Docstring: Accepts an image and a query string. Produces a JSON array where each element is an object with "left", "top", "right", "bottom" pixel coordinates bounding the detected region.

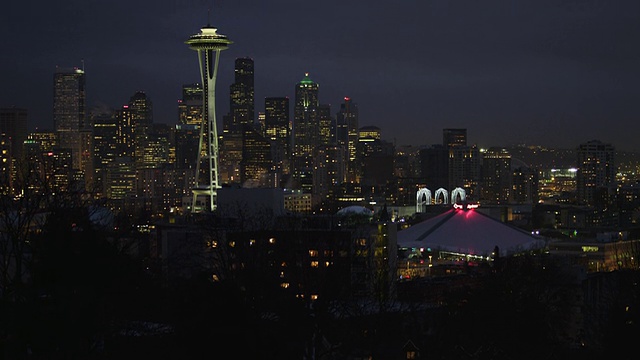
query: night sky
[{"left": 2, "top": 0, "right": 639, "bottom": 151}]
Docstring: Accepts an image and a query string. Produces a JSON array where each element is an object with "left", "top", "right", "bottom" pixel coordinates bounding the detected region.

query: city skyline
[{"left": 2, "top": 1, "right": 639, "bottom": 151}]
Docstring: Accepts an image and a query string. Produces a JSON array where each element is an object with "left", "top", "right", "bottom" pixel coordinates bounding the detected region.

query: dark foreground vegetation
[{"left": 2, "top": 203, "right": 640, "bottom": 359}]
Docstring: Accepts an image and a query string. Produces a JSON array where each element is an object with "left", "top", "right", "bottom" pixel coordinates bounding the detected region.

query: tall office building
[
  {"left": 229, "top": 57, "right": 254, "bottom": 130},
  {"left": 443, "top": 128, "right": 467, "bottom": 148},
  {"left": 576, "top": 140, "right": 616, "bottom": 206},
  {"left": 53, "top": 66, "right": 86, "bottom": 170},
  {"left": 92, "top": 108, "right": 118, "bottom": 198},
  {"left": 0, "top": 107, "right": 28, "bottom": 161},
  {"left": 313, "top": 144, "right": 345, "bottom": 201},
  {"left": 317, "top": 103, "right": 333, "bottom": 146},
  {"left": 481, "top": 147, "right": 512, "bottom": 204},
  {"left": 449, "top": 145, "right": 480, "bottom": 200},
  {"left": 115, "top": 105, "right": 135, "bottom": 158},
  {"left": 241, "top": 126, "right": 272, "bottom": 187},
  {"left": 178, "top": 83, "right": 203, "bottom": 126},
  {"left": 293, "top": 73, "right": 319, "bottom": 191},
  {"left": 0, "top": 134, "right": 11, "bottom": 194},
  {"left": 264, "top": 96, "right": 290, "bottom": 179},
  {"left": 185, "top": 25, "right": 232, "bottom": 212},
  {"left": 128, "top": 91, "right": 153, "bottom": 127},
  {"left": 357, "top": 126, "right": 394, "bottom": 189},
  {"left": 265, "top": 97, "right": 290, "bottom": 147},
  {"left": 221, "top": 58, "right": 254, "bottom": 185},
  {"left": 443, "top": 128, "right": 479, "bottom": 198},
  {"left": 175, "top": 84, "right": 203, "bottom": 198},
  {"left": 512, "top": 166, "right": 538, "bottom": 204},
  {"left": 336, "top": 97, "right": 359, "bottom": 183},
  {"left": 127, "top": 91, "right": 154, "bottom": 168},
  {"left": 419, "top": 145, "right": 449, "bottom": 192}
]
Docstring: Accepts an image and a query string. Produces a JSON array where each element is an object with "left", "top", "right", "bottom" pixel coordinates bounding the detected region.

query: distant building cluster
[
  {"left": 3, "top": 26, "right": 640, "bottom": 360},
  {"left": 0, "top": 29, "right": 636, "bottom": 235}
]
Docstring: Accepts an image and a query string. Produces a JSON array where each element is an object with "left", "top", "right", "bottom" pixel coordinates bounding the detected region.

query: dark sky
[{"left": 2, "top": 0, "right": 639, "bottom": 151}]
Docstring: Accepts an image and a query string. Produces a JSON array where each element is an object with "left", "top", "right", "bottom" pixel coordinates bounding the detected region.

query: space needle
[{"left": 185, "top": 23, "right": 232, "bottom": 213}]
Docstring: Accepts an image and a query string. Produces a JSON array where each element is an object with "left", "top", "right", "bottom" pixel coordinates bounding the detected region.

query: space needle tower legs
[{"left": 185, "top": 25, "right": 232, "bottom": 213}]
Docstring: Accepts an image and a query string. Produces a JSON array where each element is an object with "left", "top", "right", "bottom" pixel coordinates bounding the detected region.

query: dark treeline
[{"left": 1, "top": 166, "right": 640, "bottom": 359}]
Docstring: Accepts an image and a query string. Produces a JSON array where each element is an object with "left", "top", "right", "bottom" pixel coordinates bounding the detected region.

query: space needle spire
[{"left": 185, "top": 22, "right": 232, "bottom": 213}]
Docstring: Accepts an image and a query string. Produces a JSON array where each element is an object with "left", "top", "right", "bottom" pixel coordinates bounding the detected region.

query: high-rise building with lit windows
[
  {"left": 576, "top": 140, "right": 615, "bottom": 206},
  {"left": 336, "top": 97, "right": 358, "bottom": 182},
  {"left": 292, "top": 73, "right": 319, "bottom": 191},
  {"left": 443, "top": 128, "right": 479, "bottom": 198},
  {"left": 92, "top": 108, "right": 117, "bottom": 198},
  {"left": 241, "top": 126, "right": 272, "bottom": 187},
  {"left": 128, "top": 91, "right": 153, "bottom": 168},
  {"left": 480, "top": 147, "right": 512, "bottom": 204},
  {"left": 317, "top": 103, "right": 332, "bottom": 146},
  {"left": 313, "top": 144, "right": 344, "bottom": 201},
  {"left": 178, "top": 83, "right": 203, "bottom": 126},
  {"left": 449, "top": 144, "right": 480, "bottom": 199},
  {"left": 115, "top": 105, "right": 135, "bottom": 158},
  {"left": 0, "top": 107, "right": 28, "bottom": 161},
  {"left": 264, "top": 97, "right": 290, "bottom": 182},
  {"left": 443, "top": 128, "right": 467, "bottom": 148},
  {"left": 0, "top": 134, "right": 11, "bottom": 195},
  {"left": 185, "top": 24, "right": 232, "bottom": 212},
  {"left": 221, "top": 58, "right": 254, "bottom": 185},
  {"left": 53, "top": 66, "right": 86, "bottom": 170},
  {"left": 175, "top": 85, "right": 202, "bottom": 200},
  {"left": 264, "top": 97, "right": 289, "bottom": 147},
  {"left": 229, "top": 57, "right": 254, "bottom": 130}
]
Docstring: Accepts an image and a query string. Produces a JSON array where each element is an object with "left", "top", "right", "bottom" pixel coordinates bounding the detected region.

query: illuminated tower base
[{"left": 186, "top": 25, "right": 232, "bottom": 213}]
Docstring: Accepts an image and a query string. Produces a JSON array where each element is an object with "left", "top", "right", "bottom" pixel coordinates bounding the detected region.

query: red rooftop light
[{"left": 453, "top": 202, "right": 479, "bottom": 210}]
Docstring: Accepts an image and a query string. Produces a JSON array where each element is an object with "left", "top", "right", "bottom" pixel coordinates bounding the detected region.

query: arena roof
[{"left": 397, "top": 205, "right": 545, "bottom": 257}]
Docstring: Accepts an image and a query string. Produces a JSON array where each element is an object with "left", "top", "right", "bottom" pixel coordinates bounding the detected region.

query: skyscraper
[
  {"left": 264, "top": 97, "right": 290, "bottom": 146},
  {"left": 481, "top": 147, "right": 512, "bottom": 204},
  {"left": 229, "top": 57, "right": 254, "bottom": 129},
  {"left": 175, "top": 84, "right": 203, "bottom": 195},
  {"left": 221, "top": 58, "right": 254, "bottom": 185},
  {"left": 336, "top": 97, "right": 359, "bottom": 182},
  {"left": 115, "top": 105, "right": 135, "bottom": 158},
  {"left": 127, "top": 91, "right": 154, "bottom": 168},
  {"left": 0, "top": 106, "right": 28, "bottom": 161},
  {"left": 178, "top": 83, "right": 203, "bottom": 126},
  {"left": 241, "top": 126, "right": 272, "bottom": 187},
  {"left": 264, "top": 96, "right": 290, "bottom": 179},
  {"left": 443, "top": 128, "right": 467, "bottom": 148},
  {"left": 92, "top": 108, "right": 118, "bottom": 198},
  {"left": 185, "top": 25, "right": 232, "bottom": 213},
  {"left": 443, "top": 128, "right": 479, "bottom": 198},
  {"left": 53, "top": 66, "right": 86, "bottom": 170},
  {"left": 576, "top": 140, "right": 616, "bottom": 206},
  {"left": 293, "top": 73, "right": 319, "bottom": 191},
  {"left": 0, "top": 134, "right": 11, "bottom": 195},
  {"left": 317, "top": 103, "right": 332, "bottom": 146}
]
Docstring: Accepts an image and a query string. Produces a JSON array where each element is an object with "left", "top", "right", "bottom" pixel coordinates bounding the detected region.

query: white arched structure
[
  {"left": 416, "top": 188, "right": 432, "bottom": 213},
  {"left": 416, "top": 187, "right": 468, "bottom": 212},
  {"left": 451, "top": 187, "right": 466, "bottom": 203},
  {"left": 434, "top": 188, "right": 448, "bottom": 204}
]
